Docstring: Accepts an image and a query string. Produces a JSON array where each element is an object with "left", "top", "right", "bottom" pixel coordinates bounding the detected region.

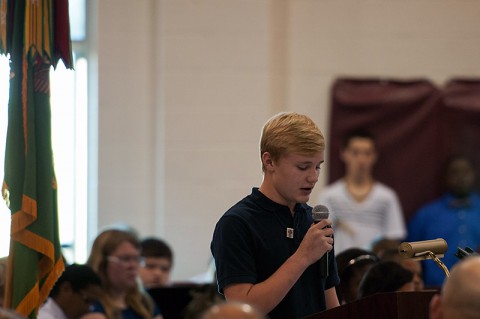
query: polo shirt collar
[{"left": 251, "top": 187, "right": 304, "bottom": 214}]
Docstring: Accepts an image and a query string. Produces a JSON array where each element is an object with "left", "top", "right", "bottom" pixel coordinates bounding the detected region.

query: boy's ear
[{"left": 261, "top": 152, "right": 274, "bottom": 171}]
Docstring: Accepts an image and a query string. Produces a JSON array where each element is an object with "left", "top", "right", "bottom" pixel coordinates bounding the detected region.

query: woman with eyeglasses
[{"left": 82, "top": 227, "right": 163, "bottom": 319}]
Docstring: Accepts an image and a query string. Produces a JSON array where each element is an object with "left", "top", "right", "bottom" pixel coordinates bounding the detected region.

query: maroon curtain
[{"left": 329, "top": 78, "right": 445, "bottom": 222}]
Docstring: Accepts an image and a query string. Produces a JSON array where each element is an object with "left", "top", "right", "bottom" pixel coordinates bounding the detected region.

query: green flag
[{"left": 0, "top": 0, "right": 73, "bottom": 317}]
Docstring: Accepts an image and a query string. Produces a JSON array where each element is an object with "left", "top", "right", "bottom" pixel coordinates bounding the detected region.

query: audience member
[
  {"left": 372, "top": 238, "right": 424, "bottom": 291},
  {"left": 82, "top": 228, "right": 162, "bottom": 319},
  {"left": 357, "top": 261, "right": 414, "bottom": 299},
  {"left": 211, "top": 112, "right": 339, "bottom": 319},
  {"left": 183, "top": 283, "right": 225, "bottom": 319},
  {"left": 139, "top": 237, "right": 173, "bottom": 288},
  {"left": 429, "top": 256, "right": 480, "bottom": 319},
  {"left": 38, "top": 264, "right": 102, "bottom": 319},
  {"left": 0, "top": 308, "right": 27, "bottom": 319},
  {"left": 335, "top": 248, "right": 379, "bottom": 304},
  {"left": 407, "top": 155, "right": 480, "bottom": 288},
  {"left": 0, "top": 257, "right": 7, "bottom": 308},
  {"left": 200, "top": 302, "right": 266, "bottom": 319},
  {"left": 400, "top": 259, "right": 424, "bottom": 291},
  {"left": 371, "top": 238, "right": 401, "bottom": 260},
  {"left": 318, "top": 129, "right": 406, "bottom": 254}
]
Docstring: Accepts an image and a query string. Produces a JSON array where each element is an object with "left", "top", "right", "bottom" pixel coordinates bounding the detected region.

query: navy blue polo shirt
[{"left": 211, "top": 188, "right": 340, "bottom": 319}]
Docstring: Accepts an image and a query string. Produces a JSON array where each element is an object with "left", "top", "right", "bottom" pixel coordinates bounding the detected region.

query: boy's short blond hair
[{"left": 260, "top": 112, "right": 325, "bottom": 172}]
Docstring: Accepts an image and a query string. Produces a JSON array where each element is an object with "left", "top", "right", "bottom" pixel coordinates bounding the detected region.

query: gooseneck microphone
[{"left": 312, "top": 204, "right": 330, "bottom": 278}]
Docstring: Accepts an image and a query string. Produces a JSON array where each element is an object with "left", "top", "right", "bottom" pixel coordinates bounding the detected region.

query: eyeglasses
[{"left": 107, "top": 255, "right": 144, "bottom": 265}]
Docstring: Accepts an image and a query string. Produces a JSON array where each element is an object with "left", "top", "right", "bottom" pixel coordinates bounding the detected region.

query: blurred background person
[
  {"left": 0, "top": 256, "right": 7, "bottom": 308},
  {"left": 372, "top": 238, "right": 424, "bottom": 291},
  {"left": 429, "top": 256, "right": 480, "bottom": 319},
  {"left": 0, "top": 308, "right": 27, "bottom": 319},
  {"left": 398, "top": 259, "right": 424, "bottom": 292},
  {"left": 183, "top": 283, "right": 225, "bottom": 319},
  {"left": 38, "top": 264, "right": 102, "bottom": 319},
  {"left": 139, "top": 237, "right": 173, "bottom": 288},
  {"left": 82, "top": 228, "right": 162, "bottom": 319},
  {"left": 335, "top": 248, "right": 379, "bottom": 304},
  {"left": 357, "top": 261, "right": 415, "bottom": 299},
  {"left": 407, "top": 155, "right": 480, "bottom": 288},
  {"left": 318, "top": 129, "right": 406, "bottom": 254}
]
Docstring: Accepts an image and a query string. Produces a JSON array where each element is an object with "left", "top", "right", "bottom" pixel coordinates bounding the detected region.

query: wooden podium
[{"left": 304, "top": 290, "right": 438, "bottom": 319}]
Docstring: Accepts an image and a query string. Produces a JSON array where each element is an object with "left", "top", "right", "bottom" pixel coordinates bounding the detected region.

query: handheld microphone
[
  {"left": 312, "top": 204, "right": 330, "bottom": 278},
  {"left": 398, "top": 238, "right": 448, "bottom": 260}
]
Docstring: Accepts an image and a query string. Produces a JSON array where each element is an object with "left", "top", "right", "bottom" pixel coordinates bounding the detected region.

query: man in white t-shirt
[{"left": 318, "top": 129, "right": 406, "bottom": 254}]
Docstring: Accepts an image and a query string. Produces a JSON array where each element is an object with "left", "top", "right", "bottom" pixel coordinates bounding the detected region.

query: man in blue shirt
[{"left": 407, "top": 155, "right": 480, "bottom": 288}]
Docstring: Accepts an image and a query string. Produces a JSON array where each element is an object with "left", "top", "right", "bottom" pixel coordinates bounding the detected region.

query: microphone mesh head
[
  {"left": 313, "top": 205, "right": 329, "bottom": 213},
  {"left": 312, "top": 205, "right": 329, "bottom": 222}
]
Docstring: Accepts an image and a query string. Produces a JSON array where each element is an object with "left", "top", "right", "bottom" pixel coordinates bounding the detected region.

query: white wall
[{"left": 94, "top": 0, "right": 480, "bottom": 281}]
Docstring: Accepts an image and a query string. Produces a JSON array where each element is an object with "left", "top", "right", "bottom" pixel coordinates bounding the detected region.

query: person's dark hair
[
  {"left": 443, "top": 154, "right": 476, "bottom": 178},
  {"left": 49, "top": 264, "right": 101, "bottom": 297},
  {"left": 183, "top": 284, "right": 225, "bottom": 319},
  {"left": 141, "top": 237, "right": 173, "bottom": 262},
  {"left": 442, "top": 154, "right": 475, "bottom": 173},
  {"left": 358, "top": 261, "right": 413, "bottom": 298},
  {"left": 342, "top": 128, "right": 376, "bottom": 149},
  {"left": 371, "top": 238, "right": 402, "bottom": 261},
  {"left": 336, "top": 248, "right": 379, "bottom": 280},
  {"left": 441, "top": 154, "right": 477, "bottom": 198},
  {"left": 335, "top": 248, "right": 379, "bottom": 303}
]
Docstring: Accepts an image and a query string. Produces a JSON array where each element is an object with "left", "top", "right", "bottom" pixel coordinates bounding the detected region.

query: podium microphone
[{"left": 312, "top": 205, "right": 330, "bottom": 278}]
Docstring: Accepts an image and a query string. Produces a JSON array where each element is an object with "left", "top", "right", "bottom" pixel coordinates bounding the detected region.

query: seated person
[
  {"left": 335, "top": 248, "right": 379, "bottom": 304},
  {"left": 357, "top": 261, "right": 414, "bottom": 299},
  {"left": 430, "top": 256, "right": 480, "bottom": 319},
  {"left": 397, "top": 259, "right": 424, "bottom": 292},
  {"left": 0, "top": 257, "right": 7, "bottom": 308},
  {"left": 183, "top": 283, "right": 225, "bottom": 319},
  {"left": 82, "top": 227, "right": 163, "bottom": 319},
  {"left": 0, "top": 308, "right": 27, "bottom": 319},
  {"left": 38, "top": 264, "right": 102, "bottom": 319},
  {"left": 372, "top": 238, "right": 425, "bottom": 291},
  {"left": 139, "top": 237, "right": 173, "bottom": 288}
]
